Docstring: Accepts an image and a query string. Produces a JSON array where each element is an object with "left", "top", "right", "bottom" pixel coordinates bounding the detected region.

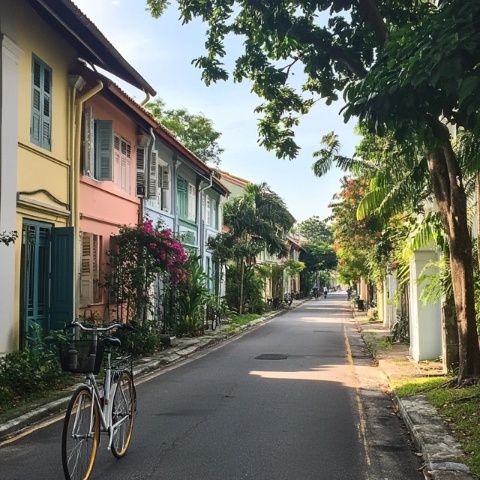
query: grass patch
[
  {"left": 229, "top": 313, "right": 262, "bottom": 326},
  {"left": 392, "top": 376, "right": 449, "bottom": 397},
  {"left": 392, "top": 377, "right": 480, "bottom": 478}
]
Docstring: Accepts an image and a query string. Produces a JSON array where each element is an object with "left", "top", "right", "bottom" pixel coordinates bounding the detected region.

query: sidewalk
[
  {"left": 0, "top": 300, "right": 306, "bottom": 443},
  {"left": 353, "top": 313, "right": 474, "bottom": 480}
]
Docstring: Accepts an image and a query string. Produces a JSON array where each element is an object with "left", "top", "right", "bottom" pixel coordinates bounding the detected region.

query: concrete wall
[{"left": 409, "top": 250, "right": 442, "bottom": 361}]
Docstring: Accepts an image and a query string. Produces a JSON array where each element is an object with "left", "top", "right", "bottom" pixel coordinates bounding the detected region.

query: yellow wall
[{"left": 1, "top": 0, "right": 79, "bottom": 349}]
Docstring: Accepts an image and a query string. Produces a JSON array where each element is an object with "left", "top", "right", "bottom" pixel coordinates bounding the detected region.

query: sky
[{"left": 74, "top": 0, "right": 359, "bottom": 222}]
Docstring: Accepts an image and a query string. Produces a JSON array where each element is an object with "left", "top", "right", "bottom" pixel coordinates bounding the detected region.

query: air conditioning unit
[{"left": 137, "top": 184, "right": 145, "bottom": 197}]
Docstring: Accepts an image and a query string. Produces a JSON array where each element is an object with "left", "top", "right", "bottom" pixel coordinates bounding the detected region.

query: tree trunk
[
  {"left": 239, "top": 259, "right": 245, "bottom": 314},
  {"left": 476, "top": 173, "right": 480, "bottom": 269},
  {"left": 427, "top": 145, "right": 480, "bottom": 382},
  {"left": 442, "top": 293, "right": 459, "bottom": 374}
]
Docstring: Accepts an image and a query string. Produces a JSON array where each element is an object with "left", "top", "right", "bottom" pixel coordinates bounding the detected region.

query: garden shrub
[
  {"left": 0, "top": 346, "right": 68, "bottom": 411},
  {"left": 116, "top": 319, "right": 161, "bottom": 357}
]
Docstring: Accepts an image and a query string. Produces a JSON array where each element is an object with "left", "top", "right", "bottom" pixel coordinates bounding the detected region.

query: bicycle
[{"left": 59, "top": 320, "right": 136, "bottom": 480}]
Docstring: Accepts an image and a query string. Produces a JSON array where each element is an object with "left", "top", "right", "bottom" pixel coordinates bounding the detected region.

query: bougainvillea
[
  {"left": 105, "top": 220, "right": 188, "bottom": 323},
  {"left": 140, "top": 220, "right": 188, "bottom": 284}
]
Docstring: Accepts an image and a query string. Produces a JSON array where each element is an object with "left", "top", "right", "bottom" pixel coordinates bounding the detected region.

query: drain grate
[{"left": 255, "top": 354, "right": 288, "bottom": 360}]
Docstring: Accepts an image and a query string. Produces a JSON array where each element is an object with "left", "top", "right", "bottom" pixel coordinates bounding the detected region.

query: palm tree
[{"left": 210, "top": 183, "right": 294, "bottom": 313}]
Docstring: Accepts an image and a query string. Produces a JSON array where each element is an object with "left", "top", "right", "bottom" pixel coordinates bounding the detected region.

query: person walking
[{"left": 323, "top": 286, "right": 328, "bottom": 299}]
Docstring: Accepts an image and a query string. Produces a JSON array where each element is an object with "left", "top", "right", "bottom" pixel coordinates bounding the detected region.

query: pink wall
[{"left": 79, "top": 95, "right": 140, "bottom": 317}]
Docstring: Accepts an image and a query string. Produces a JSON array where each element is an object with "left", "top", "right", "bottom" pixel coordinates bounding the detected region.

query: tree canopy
[
  {"left": 145, "top": 97, "right": 224, "bottom": 166},
  {"left": 147, "top": 0, "right": 480, "bottom": 379}
]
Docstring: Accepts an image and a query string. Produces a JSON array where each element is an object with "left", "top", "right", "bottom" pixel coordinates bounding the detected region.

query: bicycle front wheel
[
  {"left": 62, "top": 386, "right": 100, "bottom": 480},
  {"left": 111, "top": 371, "right": 136, "bottom": 458}
]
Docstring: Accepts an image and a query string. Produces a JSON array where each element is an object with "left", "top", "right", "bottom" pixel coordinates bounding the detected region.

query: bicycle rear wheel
[
  {"left": 111, "top": 371, "right": 136, "bottom": 458},
  {"left": 62, "top": 386, "right": 100, "bottom": 480}
]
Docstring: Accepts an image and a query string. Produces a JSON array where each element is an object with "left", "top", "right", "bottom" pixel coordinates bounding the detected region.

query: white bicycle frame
[{"left": 69, "top": 321, "right": 131, "bottom": 451}]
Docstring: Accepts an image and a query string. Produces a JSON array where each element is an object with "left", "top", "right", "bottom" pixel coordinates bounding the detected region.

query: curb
[
  {"left": 0, "top": 299, "right": 308, "bottom": 443},
  {"left": 392, "top": 394, "right": 474, "bottom": 480},
  {"left": 352, "top": 317, "right": 474, "bottom": 480}
]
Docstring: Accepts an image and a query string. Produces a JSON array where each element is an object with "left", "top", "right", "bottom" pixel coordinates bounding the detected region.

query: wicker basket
[{"left": 59, "top": 340, "right": 105, "bottom": 374}]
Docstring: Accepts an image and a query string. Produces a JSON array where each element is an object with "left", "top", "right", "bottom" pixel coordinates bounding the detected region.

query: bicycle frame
[
  {"left": 82, "top": 351, "right": 130, "bottom": 451},
  {"left": 67, "top": 320, "right": 132, "bottom": 452}
]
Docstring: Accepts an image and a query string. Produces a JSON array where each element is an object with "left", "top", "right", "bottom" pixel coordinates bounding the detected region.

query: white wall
[
  {"left": 0, "top": 34, "right": 22, "bottom": 353},
  {"left": 409, "top": 250, "right": 442, "bottom": 361}
]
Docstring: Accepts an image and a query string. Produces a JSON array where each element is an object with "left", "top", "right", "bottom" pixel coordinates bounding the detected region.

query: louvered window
[
  {"left": 113, "top": 135, "right": 131, "bottom": 194},
  {"left": 136, "top": 147, "right": 146, "bottom": 196},
  {"left": 82, "top": 111, "right": 113, "bottom": 181},
  {"left": 177, "top": 176, "right": 188, "bottom": 219},
  {"left": 188, "top": 183, "right": 196, "bottom": 221},
  {"left": 31, "top": 55, "right": 52, "bottom": 150},
  {"left": 80, "top": 232, "right": 101, "bottom": 306},
  {"left": 158, "top": 164, "right": 170, "bottom": 212}
]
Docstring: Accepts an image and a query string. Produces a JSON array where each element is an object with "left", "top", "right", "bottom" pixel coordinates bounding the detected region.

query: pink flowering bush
[{"left": 105, "top": 220, "right": 188, "bottom": 324}]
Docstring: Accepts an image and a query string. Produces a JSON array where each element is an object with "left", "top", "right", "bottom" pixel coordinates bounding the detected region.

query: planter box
[{"left": 159, "top": 334, "right": 177, "bottom": 347}]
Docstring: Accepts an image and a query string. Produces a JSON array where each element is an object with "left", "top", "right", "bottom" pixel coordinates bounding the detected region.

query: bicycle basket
[{"left": 59, "top": 340, "right": 105, "bottom": 374}]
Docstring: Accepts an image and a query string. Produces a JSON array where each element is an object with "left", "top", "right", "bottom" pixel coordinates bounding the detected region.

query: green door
[
  {"left": 21, "top": 221, "right": 52, "bottom": 347},
  {"left": 20, "top": 222, "right": 74, "bottom": 347}
]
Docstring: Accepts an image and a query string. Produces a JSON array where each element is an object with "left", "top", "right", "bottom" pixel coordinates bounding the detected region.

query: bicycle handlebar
[{"left": 65, "top": 321, "right": 133, "bottom": 333}]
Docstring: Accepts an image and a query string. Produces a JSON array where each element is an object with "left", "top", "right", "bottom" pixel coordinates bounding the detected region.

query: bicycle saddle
[{"left": 103, "top": 336, "right": 121, "bottom": 348}]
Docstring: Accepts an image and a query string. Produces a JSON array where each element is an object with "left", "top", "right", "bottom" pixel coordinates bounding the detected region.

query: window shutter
[
  {"left": 31, "top": 59, "right": 42, "bottom": 145},
  {"left": 50, "top": 227, "right": 74, "bottom": 329},
  {"left": 148, "top": 150, "right": 158, "bottom": 198},
  {"left": 80, "top": 233, "right": 94, "bottom": 306},
  {"left": 177, "top": 177, "right": 187, "bottom": 218},
  {"left": 211, "top": 198, "right": 217, "bottom": 228},
  {"left": 205, "top": 195, "right": 211, "bottom": 226},
  {"left": 188, "top": 183, "right": 196, "bottom": 221},
  {"left": 92, "top": 234, "right": 99, "bottom": 303},
  {"left": 136, "top": 147, "right": 146, "bottom": 197},
  {"left": 95, "top": 120, "right": 113, "bottom": 181},
  {"left": 161, "top": 166, "right": 170, "bottom": 190},
  {"left": 42, "top": 67, "right": 52, "bottom": 149},
  {"left": 83, "top": 107, "right": 95, "bottom": 175}
]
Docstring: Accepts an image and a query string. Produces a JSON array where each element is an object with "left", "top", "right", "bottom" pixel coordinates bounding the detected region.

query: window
[
  {"left": 113, "top": 135, "right": 131, "bottom": 194},
  {"left": 205, "top": 195, "right": 211, "bottom": 226},
  {"left": 158, "top": 164, "right": 170, "bottom": 212},
  {"left": 80, "top": 233, "right": 101, "bottom": 306},
  {"left": 177, "top": 176, "right": 188, "bottom": 219},
  {"left": 31, "top": 55, "right": 52, "bottom": 150},
  {"left": 188, "top": 183, "right": 196, "bottom": 221},
  {"left": 83, "top": 106, "right": 113, "bottom": 181}
]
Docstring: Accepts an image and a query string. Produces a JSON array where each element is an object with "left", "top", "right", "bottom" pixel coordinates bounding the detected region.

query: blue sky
[{"left": 74, "top": 0, "right": 359, "bottom": 222}]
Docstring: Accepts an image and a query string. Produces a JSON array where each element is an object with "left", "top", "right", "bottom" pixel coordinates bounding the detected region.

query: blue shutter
[
  {"left": 177, "top": 177, "right": 188, "bottom": 218},
  {"left": 95, "top": 120, "right": 113, "bottom": 180},
  {"left": 31, "top": 58, "right": 42, "bottom": 145},
  {"left": 31, "top": 56, "right": 52, "bottom": 150},
  {"left": 41, "top": 66, "right": 52, "bottom": 149},
  {"left": 50, "top": 227, "right": 74, "bottom": 330}
]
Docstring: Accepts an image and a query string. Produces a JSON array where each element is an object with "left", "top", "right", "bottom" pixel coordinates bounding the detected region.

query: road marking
[
  {"left": 344, "top": 323, "right": 372, "bottom": 472},
  {"left": 0, "top": 413, "right": 65, "bottom": 447}
]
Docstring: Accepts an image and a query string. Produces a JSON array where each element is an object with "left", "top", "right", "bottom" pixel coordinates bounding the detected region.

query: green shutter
[
  {"left": 31, "top": 58, "right": 42, "bottom": 145},
  {"left": 177, "top": 177, "right": 188, "bottom": 219},
  {"left": 50, "top": 227, "right": 74, "bottom": 330},
  {"left": 95, "top": 120, "right": 113, "bottom": 180},
  {"left": 42, "top": 66, "right": 52, "bottom": 149},
  {"left": 31, "top": 56, "right": 52, "bottom": 149}
]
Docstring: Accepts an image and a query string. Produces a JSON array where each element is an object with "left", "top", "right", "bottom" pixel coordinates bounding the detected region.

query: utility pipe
[
  {"left": 72, "top": 80, "right": 103, "bottom": 318},
  {"left": 197, "top": 174, "right": 214, "bottom": 265}
]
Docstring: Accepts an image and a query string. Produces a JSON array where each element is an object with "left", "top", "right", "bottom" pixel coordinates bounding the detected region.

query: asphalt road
[{"left": 0, "top": 294, "right": 422, "bottom": 479}]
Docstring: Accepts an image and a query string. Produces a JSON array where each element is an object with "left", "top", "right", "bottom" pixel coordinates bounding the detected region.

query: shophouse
[{"left": 0, "top": 0, "right": 154, "bottom": 352}]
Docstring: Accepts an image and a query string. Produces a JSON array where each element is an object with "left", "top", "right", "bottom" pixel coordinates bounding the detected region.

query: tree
[
  {"left": 147, "top": 0, "right": 480, "bottom": 381},
  {"left": 296, "top": 216, "right": 332, "bottom": 244},
  {"left": 209, "top": 183, "right": 294, "bottom": 313},
  {"left": 145, "top": 98, "right": 224, "bottom": 166}
]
